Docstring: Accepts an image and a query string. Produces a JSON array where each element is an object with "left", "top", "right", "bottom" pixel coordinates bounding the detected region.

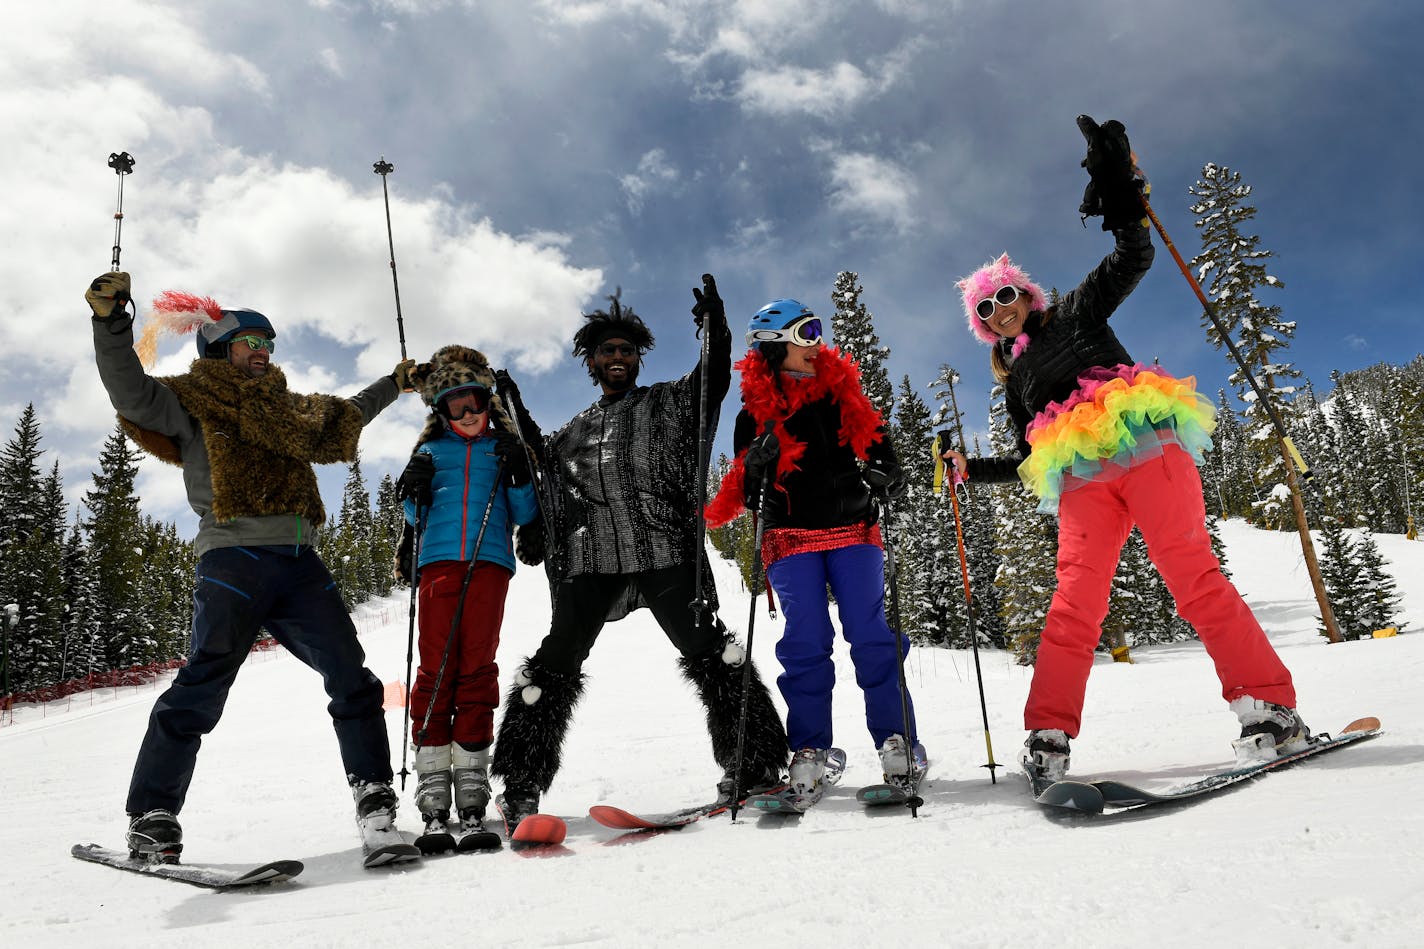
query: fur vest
[{"left": 120, "top": 359, "right": 363, "bottom": 524}]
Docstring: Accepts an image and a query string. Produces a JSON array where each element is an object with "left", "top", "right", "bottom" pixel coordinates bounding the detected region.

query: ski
[
  {"left": 71, "top": 844, "right": 302, "bottom": 890},
  {"left": 587, "top": 782, "right": 792, "bottom": 832},
  {"left": 1033, "top": 717, "right": 1382, "bottom": 816},
  {"left": 857, "top": 782, "right": 918, "bottom": 807},
  {"left": 748, "top": 787, "right": 815, "bottom": 814}
]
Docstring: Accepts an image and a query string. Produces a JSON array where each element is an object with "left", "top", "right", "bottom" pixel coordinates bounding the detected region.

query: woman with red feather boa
[{"left": 706, "top": 300, "right": 927, "bottom": 805}]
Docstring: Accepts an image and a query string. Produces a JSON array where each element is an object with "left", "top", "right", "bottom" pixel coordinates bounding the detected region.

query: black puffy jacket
[
  {"left": 732, "top": 397, "right": 899, "bottom": 530},
  {"left": 962, "top": 224, "right": 1154, "bottom": 484}
]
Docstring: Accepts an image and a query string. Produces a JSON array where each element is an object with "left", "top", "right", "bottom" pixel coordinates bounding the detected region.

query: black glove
[
  {"left": 743, "top": 430, "right": 780, "bottom": 484},
  {"left": 86, "top": 272, "right": 131, "bottom": 320},
  {"left": 494, "top": 369, "right": 546, "bottom": 458},
  {"left": 397, "top": 452, "right": 435, "bottom": 507},
  {"left": 394, "top": 521, "right": 416, "bottom": 585},
  {"left": 690, "top": 273, "right": 724, "bottom": 329},
  {"left": 515, "top": 520, "right": 546, "bottom": 566},
  {"left": 493, "top": 430, "right": 532, "bottom": 486},
  {"left": 864, "top": 463, "right": 907, "bottom": 501},
  {"left": 1076, "top": 115, "right": 1147, "bottom": 231}
]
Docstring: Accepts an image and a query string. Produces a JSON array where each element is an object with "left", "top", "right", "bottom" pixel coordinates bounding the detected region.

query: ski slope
[{"left": 2, "top": 521, "right": 1422, "bottom": 949}]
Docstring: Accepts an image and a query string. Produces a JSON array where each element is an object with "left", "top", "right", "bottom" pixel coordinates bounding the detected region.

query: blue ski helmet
[
  {"left": 746, "top": 299, "right": 822, "bottom": 349},
  {"left": 196, "top": 307, "right": 276, "bottom": 358}
]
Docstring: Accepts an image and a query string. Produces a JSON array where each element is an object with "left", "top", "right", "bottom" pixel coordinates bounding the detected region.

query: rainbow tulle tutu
[{"left": 1019, "top": 364, "right": 1216, "bottom": 513}]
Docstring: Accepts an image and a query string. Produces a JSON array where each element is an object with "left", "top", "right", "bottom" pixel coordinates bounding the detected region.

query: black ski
[
  {"left": 1034, "top": 717, "right": 1382, "bottom": 816},
  {"left": 455, "top": 816, "right": 503, "bottom": 852},
  {"left": 856, "top": 781, "right": 922, "bottom": 808},
  {"left": 71, "top": 844, "right": 302, "bottom": 890},
  {"left": 414, "top": 817, "right": 457, "bottom": 855}
]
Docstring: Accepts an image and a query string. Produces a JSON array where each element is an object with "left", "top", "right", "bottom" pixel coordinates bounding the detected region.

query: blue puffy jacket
[{"left": 403, "top": 429, "right": 539, "bottom": 573}]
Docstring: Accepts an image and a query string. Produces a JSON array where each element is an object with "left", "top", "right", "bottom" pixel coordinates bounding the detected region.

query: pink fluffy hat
[{"left": 957, "top": 253, "right": 1048, "bottom": 345}]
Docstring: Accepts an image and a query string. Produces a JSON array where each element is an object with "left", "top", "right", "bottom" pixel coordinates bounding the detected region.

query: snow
[{"left": 3, "top": 521, "right": 1423, "bottom": 948}]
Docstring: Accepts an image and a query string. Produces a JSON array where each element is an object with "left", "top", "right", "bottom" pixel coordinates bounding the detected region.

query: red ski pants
[
  {"left": 411, "top": 560, "right": 511, "bottom": 747},
  {"left": 1025, "top": 444, "right": 1296, "bottom": 737}
]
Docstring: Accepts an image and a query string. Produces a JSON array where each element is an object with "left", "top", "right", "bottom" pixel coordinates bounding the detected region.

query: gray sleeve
[
  {"left": 91, "top": 318, "right": 195, "bottom": 438},
  {"left": 347, "top": 375, "right": 401, "bottom": 425}
]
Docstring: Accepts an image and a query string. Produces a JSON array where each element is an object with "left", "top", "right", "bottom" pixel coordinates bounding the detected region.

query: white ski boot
[
  {"left": 877, "top": 734, "right": 929, "bottom": 790},
  {"left": 787, "top": 746, "right": 847, "bottom": 808},
  {"left": 1020, "top": 729, "right": 1070, "bottom": 785},
  {"left": 1230, "top": 697, "right": 1311, "bottom": 764},
  {"left": 353, "top": 780, "right": 419, "bottom": 867}
]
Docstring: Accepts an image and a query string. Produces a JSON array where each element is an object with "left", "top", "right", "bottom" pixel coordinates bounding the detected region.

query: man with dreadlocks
[
  {"left": 490, "top": 280, "right": 788, "bottom": 832},
  {"left": 84, "top": 271, "right": 418, "bottom": 867}
]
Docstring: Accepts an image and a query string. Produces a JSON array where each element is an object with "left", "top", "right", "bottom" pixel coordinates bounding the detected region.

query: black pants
[
  {"left": 126, "top": 546, "right": 391, "bottom": 815},
  {"left": 533, "top": 566, "right": 723, "bottom": 674}
]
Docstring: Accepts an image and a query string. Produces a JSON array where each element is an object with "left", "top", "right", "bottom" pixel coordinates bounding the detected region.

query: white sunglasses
[{"left": 974, "top": 285, "right": 1023, "bottom": 321}]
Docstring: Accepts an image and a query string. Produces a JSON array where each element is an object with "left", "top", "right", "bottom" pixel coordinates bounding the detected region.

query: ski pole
[
  {"left": 373, "top": 158, "right": 409, "bottom": 361},
  {"left": 941, "top": 378, "right": 1002, "bottom": 782},
  {"left": 415, "top": 461, "right": 505, "bottom": 747},
  {"left": 728, "top": 423, "right": 774, "bottom": 823},
  {"left": 876, "top": 492, "right": 925, "bottom": 815},
  {"left": 1124, "top": 177, "right": 1311, "bottom": 482},
  {"left": 397, "top": 502, "right": 428, "bottom": 791},
  {"left": 689, "top": 274, "right": 717, "bottom": 633},
  {"left": 107, "top": 151, "right": 135, "bottom": 316}
]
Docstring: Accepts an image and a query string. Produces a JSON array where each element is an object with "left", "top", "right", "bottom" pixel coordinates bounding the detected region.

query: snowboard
[
  {"left": 71, "top": 844, "right": 302, "bottom": 890},
  {"left": 1034, "top": 717, "right": 1382, "bottom": 816}
]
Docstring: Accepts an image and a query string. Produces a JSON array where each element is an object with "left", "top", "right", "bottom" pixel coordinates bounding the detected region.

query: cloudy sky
[{"left": 5, "top": 1, "right": 1421, "bottom": 531}]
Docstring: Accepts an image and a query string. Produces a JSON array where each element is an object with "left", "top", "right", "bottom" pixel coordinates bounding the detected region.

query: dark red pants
[
  {"left": 411, "top": 560, "right": 511, "bottom": 747},
  {"left": 1026, "top": 445, "right": 1296, "bottom": 736}
]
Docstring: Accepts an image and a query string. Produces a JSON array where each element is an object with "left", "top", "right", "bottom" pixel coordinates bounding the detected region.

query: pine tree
[
  {"left": 1353, "top": 529, "right": 1404, "bottom": 636},
  {"left": 83, "top": 426, "right": 147, "bottom": 668},
  {"left": 1315, "top": 516, "right": 1364, "bottom": 640},
  {"left": 371, "top": 473, "right": 402, "bottom": 598},
  {"left": 1188, "top": 162, "right": 1341, "bottom": 642},
  {"left": 890, "top": 375, "right": 948, "bottom": 643},
  {"left": 830, "top": 271, "right": 894, "bottom": 420}
]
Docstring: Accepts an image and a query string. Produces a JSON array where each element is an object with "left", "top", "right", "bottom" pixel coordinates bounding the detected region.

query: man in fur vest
[
  {"left": 490, "top": 280, "right": 788, "bottom": 829},
  {"left": 85, "top": 271, "right": 416, "bottom": 865}
]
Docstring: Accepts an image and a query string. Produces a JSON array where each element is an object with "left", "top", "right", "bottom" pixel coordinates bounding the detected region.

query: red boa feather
[{"left": 705, "top": 346, "right": 886, "bottom": 528}]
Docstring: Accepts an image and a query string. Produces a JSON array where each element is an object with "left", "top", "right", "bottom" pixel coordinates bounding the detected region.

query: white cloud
[
  {"left": 619, "top": 148, "right": 681, "bottom": 213},
  {"left": 317, "top": 47, "right": 345, "bottom": 77},
  {"left": 825, "top": 152, "right": 918, "bottom": 233},
  {"left": 737, "top": 62, "right": 873, "bottom": 118}
]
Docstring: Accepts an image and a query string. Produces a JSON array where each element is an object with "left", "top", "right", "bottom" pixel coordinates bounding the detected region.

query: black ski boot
[{"left": 126, "top": 809, "right": 182, "bottom": 863}]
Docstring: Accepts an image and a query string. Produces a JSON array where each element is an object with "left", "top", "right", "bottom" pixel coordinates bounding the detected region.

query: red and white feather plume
[{"left": 136, "top": 290, "right": 225, "bottom": 368}]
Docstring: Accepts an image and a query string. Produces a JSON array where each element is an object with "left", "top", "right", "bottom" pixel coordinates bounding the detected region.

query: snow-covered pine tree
[
  {"left": 0, "top": 405, "right": 50, "bottom": 693},
  {"left": 372, "top": 473, "right": 402, "bottom": 598},
  {"left": 890, "top": 374, "right": 949, "bottom": 643},
  {"left": 980, "top": 384, "right": 1057, "bottom": 664},
  {"left": 329, "top": 454, "right": 376, "bottom": 604},
  {"left": 1315, "top": 516, "right": 1364, "bottom": 640},
  {"left": 1188, "top": 162, "right": 1341, "bottom": 642},
  {"left": 83, "top": 425, "right": 147, "bottom": 669},
  {"left": 1353, "top": 528, "right": 1404, "bottom": 635},
  {"left": 60, "top": 519, "right": 100, "bottom": 683},
  {"left": 829, "top": 271, "right": 894, "bottom": 420}
]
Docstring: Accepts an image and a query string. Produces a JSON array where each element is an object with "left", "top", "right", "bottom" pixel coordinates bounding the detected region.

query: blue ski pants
[
  {"left": 767, "top": 543, "right": 916, "bottom": 751},
  {"left": 126, "top": 546, "right": 391, "bottom": 815}
]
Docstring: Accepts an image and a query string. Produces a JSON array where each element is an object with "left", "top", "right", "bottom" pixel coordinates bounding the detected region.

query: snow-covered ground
[{"left": 3, "top": 520, "right": 1422, "bottom": 949}]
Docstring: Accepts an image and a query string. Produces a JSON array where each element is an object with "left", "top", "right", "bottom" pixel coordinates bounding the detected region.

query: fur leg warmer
[
  {"left": 679, "top": 645, "right": 789, "bottom": 778},
  {"left": 490, "top": 660, "right": 585, "bottom": 794}
]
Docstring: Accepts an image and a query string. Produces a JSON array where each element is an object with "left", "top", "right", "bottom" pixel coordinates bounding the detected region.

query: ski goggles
[
  {"left": 747, "top": 316, "right": 823, "bottom": 348},
  {"left": 436, "top": 385, "right": 491, "bottom": 421},
  {"left": 229, "top": 334, "right": 276, "bottom": 353},
  {"left": 974, "top": 286, "right": 1024, "bottom": 321}
]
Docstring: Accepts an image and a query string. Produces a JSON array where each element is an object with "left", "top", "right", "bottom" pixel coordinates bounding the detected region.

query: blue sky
[{"left": 4, "top": 1, "right": 1421, "bottom": 532}]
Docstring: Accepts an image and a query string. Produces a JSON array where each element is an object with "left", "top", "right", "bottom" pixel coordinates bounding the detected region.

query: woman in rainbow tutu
[{"left": 939, "top": 117, "right": 1308, "bottom": 785}]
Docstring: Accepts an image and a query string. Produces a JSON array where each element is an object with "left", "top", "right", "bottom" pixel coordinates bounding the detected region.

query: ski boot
[
  {"left": 716, "top": 762, "right": 784, "bottom": 807},
  {"left": 354, "top": 780, "right": 419, "bottom": 866},
  {"left": 452, "top": 745, "right": 501, "bottom": 850},
  {"left": 877, "top": 734, "right": 929, "bottom": 792},
  {"left": 496, "top": 784, "right": 541, "bottom": 838},
  {"left": 784, "top": 746, "right": 847, "bottom": 809},
  {"left": 1230, "top": 697, "right": 1311, "bottom": 764},
  {"left": 126, "top": 809, "right": 182, "bottom": 863},
  {"left": 1020, "top": 729, "right": 1071, "bottom": 790},
  {"left": 413, "top": 744, "right": 456, "bottom": 854}
]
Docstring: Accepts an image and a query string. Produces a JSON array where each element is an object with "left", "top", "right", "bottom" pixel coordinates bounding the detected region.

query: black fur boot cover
[
  {"left": 490, "top": 661, "right": 586, "bottom": 793},
  {"left": 679, "top": 649, "right": 789, "bottom": 779}
]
